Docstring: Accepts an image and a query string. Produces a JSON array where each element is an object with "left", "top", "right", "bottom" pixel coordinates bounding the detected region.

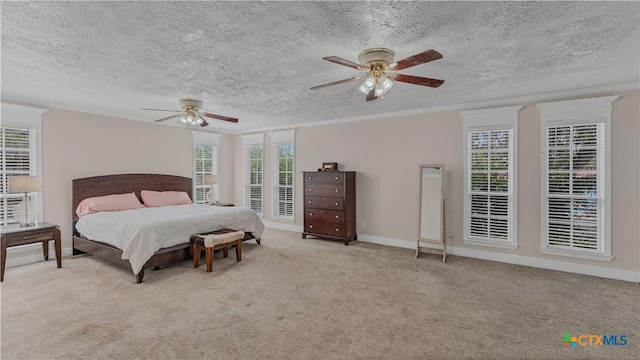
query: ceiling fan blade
[
  {"left": 390, "top": 49, "right": 443, "bottom": 71},
  {"left": 310, "top": 76, "right": 363, "bottom": 90},
  {"left": 365, "top": 89, "right": 379, "bottom": 102},
  {"left": 203, "top": 113, "right": 239, "bottom": 123},
  {"left": 153, "top": 114, "right": 182, "bottom": 123},
  {"left": 141, "top": 108, "right": 182, "bottom": 112},
  {"left": 394, "top": 74, "right": 444, "bottom": 88},
  {"left": 323, "top": 56, "right": 367, "bottom": 71},
  {"left": 196, "top": 114, "right": 209, "bottom": 127}
]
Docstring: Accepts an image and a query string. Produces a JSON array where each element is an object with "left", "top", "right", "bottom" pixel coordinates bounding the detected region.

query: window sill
[
  {"left": 272, "top": 216, "right": 295, "bottom": 222},
  {"left": 540, "top": 248, "right": 614, "bottom": 262},
  {"left": 463, "top": 238, "right": 518, "bottom": 250}
]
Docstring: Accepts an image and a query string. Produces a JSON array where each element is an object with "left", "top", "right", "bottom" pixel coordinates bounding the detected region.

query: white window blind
[
  {"left": 546, "top": 124, "right": 603, "bottom": 252},
  {"left": 468, "top": 129, "right": 512, "bottom": 242},
  {"left": 243, "top": 134, "right": 264, "bottom": 215},
  {"left": 271, "top": 130, "right": 295, "bottom": 220},
  {"left": 275, "top": 143, "right": 294, "bottom": 218},
  {"left": 461, "top": 106, "right": 520, "bottom": 249},
  {"left": 537, "top": 95, "right": 617, "bottom": 261},
  {"left": 246, "top": 145, "right": 263, "bottom": 215},
  {"left": 1, "top": 127, "right": 37, "bottom": 226},
  {"left": 194, "top": 143, "right": 217, "bottom": 204}
]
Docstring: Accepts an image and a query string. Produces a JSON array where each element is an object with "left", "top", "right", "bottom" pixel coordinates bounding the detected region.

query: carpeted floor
[{"left": 1, "top": 228, "right": 638, "bottom": 359}]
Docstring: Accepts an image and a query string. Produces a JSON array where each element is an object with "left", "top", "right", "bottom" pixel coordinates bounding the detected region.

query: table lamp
[
  {"left": 203, "top": 175, "right": 218, "bottom": 205},
  {"left": 8, "top": 175, "right": 42, "bottom": 227}
]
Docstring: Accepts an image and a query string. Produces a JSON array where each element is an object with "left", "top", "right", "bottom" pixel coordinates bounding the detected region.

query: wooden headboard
[{"left": 72, "top": 173, "right": 192, "bottom": 222}]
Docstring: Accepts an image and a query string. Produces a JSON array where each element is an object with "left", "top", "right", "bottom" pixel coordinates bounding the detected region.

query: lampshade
[
  {"left": 181, "top": 113, "right": 199, "bottom": 126},
  {"left": 8, "top": 176, "right": 42, "bottom": 193},
  {"left": 358, "top": 77, "right": 376, "bottom": 94},
  {"left": 203, "top": 175, "right": 218, "bottom": 185}
]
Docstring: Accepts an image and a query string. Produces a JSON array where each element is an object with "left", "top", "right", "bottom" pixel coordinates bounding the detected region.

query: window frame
[
  {"left": 270, "top": 130, "right": 295, "bottom": 221},
  {"left": 191, "top": 132, "right": 220, "bottom": 205},
  {"left": 537, "top": 96, "right": 618, "bottom": 261},
  {"left": 461, "top": 106, "right": 521, "bottom": 249},
  {"left": 242, "top": 133, "right": 264, "bottom": 217}
]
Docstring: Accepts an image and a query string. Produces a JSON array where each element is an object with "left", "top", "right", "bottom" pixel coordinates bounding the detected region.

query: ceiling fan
[
  {"left": 141, "top": 98, "right": 238, "bottom": 127},
  {"left": 311, "top": 48, "right": 444, "bottom": 101}
]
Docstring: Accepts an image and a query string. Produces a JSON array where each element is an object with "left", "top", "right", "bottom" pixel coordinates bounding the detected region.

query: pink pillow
[
  {"left": 76, "top": 192, "right": 144, "bottom": 217},
  {"left": 141, "top": 190, "right": 192, "bottom": 207}
]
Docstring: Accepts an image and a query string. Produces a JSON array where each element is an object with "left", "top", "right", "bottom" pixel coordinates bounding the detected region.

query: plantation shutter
[
  {"left": 537, "top": 95, "right": 616, "bottom": 260},
  {"left": 275, "top": 143, "right": 294, "bottom": 217},
  {"left": 1, "top": 127, "right": 37, "bottom": 225},
  {"left": 247, "top": 145, "right": 263, "bottom": 215},
  {"left": 546, "top": 123, "right": 603, "bottom": 252},
  {"left": 194, "top": 143, "right": 217, "bottom": 204},
  {"left": 270, "top": 130, "right": 295, "bottom": 220},
  {"left": 467, "top": 129, "right": 512, "bottom": 242},
  {"left": 242, "top": 134, "right": 264, "bottom": 215}
]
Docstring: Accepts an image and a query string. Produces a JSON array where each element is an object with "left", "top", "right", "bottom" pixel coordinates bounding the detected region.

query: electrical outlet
[
  {"left": 447, "top": 231, "right": 453, "bottom": 238},
  {"left": 360, "top": 220, "right": 365, "bottom": 228}
]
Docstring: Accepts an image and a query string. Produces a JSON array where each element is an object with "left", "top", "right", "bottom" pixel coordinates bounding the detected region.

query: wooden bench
[{"left": 190, "top": 229, "right": 244, "bottom": 272}]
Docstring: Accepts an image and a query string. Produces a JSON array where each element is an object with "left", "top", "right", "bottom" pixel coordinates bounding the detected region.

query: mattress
[{"left": 76, "top": 204, "right": 265, "bottom": 274}]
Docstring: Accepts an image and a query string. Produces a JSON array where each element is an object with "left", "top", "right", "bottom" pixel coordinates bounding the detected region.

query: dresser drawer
[
  {"left": 5, "top": 228, "right": 54, "bottom": 246},
  {"left": 305, "top": 209, "right": 345, "bottom": 224},
  {"left": 304, "top": 172, "right": 344, "bottom": 184},
  {"left": 305, "top": 222, "right": 346, "bottom": 237},
  {"left": 305, "top": 196, "right": 343, "bottom": 210},
  {"left": 306, "top": 184, "right": 344, "bottom": 197}
]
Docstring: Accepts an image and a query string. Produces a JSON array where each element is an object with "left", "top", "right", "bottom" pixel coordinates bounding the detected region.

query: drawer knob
[
  {"left": 335, "top": 215, "right": 339, "bottom": 219},
  {"left": 309, "top": 225, "right": 313, "bottom": 228},
  {"left": 309, "top": 212, "right": 313, "bottom": 216},
  {"left": 335, "top": 189, "right": 339, "bottom": 192},
  {"left": 308, "top": 176, "right": 312, "bottom": 180},
  {"left": 308, "top": 200, "right": 312, "bottom": 204},
  {"left": 336, "top": 228, "right": 339, "bottom": 232},
  {"left": 309, "top": 188, "right": 312, "bottom": 191},
  {"left": 335, "top": 202, "right": 339, "bottom": 206},
  {"left": 335, "top": 176, "right": 339, "bottom": 180}
]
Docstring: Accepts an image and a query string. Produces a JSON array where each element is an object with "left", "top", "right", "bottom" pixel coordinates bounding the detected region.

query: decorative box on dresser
[{"left": 302, "top": 171, "right": 357, "bottom": 245}]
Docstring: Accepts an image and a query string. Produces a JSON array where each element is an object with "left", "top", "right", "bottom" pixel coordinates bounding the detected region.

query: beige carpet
[{"left": 1, "top": 228, "right": 638, "bottom": 360}]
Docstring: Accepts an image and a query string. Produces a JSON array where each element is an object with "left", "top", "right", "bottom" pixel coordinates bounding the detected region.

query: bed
[{"left": 72, "top": 173, "right": 263, "bottom": 283}]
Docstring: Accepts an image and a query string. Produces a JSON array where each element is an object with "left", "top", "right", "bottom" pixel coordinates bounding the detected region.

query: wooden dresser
[{"left": 302, "top": 171, "right": 356, "bottom": 245}]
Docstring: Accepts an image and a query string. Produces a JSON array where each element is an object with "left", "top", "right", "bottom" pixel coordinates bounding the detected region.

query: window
[
  {"left": 192, "top": 132, "right": 220, "bottom": 205},
  {"left": 461, "top": 106, "right": 521, "bottom": 249},
  {"left": 538, "top": 96, "right": 618, "bottom": 261},
  {"left": 242, "top": 134, "right": 264, "bottom": 216},
  {"left": 1, "top": 127, "right": 37, "bottom": 226},
  {"left": 270, "top": 130, "right": 295, "bottom": 220}
]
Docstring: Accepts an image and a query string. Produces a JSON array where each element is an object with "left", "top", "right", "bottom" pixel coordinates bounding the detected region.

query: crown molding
[{"left": 230, "top": 82, "right": 639, "bottom": 135}]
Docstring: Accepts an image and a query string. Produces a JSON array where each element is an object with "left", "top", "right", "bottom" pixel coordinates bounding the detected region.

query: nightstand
[
  {"left": 1, "top": 222, "right": 61, "bottom": 281},
  {"left": 212, "top": 203, "right": 235, "bottom": 207}
]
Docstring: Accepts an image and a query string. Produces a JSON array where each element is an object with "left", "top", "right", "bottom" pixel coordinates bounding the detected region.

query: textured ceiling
[{"left": 1, "top": 1, "right": 639, "bottom": 133}]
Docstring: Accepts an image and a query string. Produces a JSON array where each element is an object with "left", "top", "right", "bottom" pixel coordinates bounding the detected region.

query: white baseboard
[
  {"left": 357, "top": 234, "right": 639, "bottom": 283},
  {"left": 263, "top": 221, "right": 304, "bottom": 233},
  {"left": 5, "top": 244, "right": 74, "bottom": 268},
  {"left": 358, "top": 234, "right": 415, "bottom": 249}
]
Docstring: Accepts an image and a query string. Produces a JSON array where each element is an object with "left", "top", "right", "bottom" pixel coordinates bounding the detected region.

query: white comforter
[{"left": 76, "top": 204, "right": 265, "bottom": 275}]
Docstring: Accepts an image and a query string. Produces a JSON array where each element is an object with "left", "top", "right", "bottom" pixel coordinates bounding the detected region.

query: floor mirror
[{"left": 416, "top": 164, "right": 446, "bottom": 262}]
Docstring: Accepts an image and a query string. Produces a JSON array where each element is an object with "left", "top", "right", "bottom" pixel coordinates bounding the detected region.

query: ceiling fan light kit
[
  {"left": 311, "top": 47, "right": 444, "bottom": 101},
  {"left": 141, "top": 98, "right": 239, "bottom": 127}
]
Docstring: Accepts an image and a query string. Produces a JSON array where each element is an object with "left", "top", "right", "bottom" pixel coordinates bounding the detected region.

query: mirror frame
[{"left": 416, "top": 164, "right": 446, "bottom": 262}]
